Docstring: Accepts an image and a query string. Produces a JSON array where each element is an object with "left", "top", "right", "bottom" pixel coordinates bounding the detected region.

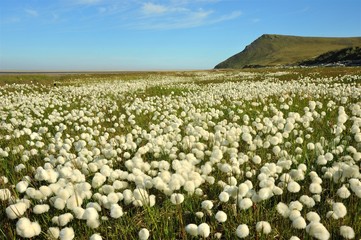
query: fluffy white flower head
[
  {"left": 170, "top": 193, "right": 184, "bottom": 205},
  {"left": 287, "top": 181, "right": 301, "bottom": 193},
  {"left": 6, "top": 202, "right": 28, "bottom": 219},
  {"left": 215, "top": 211, "right": 227, "bottom": 223},
  {"left": 306, "top": 211, "right": 321, "bottom": 222},
  {"left": 90, "top": 233, "right": 103, "bottom": 240},
  {"left": 292, "top": 216, "right": 306, "bottom": 229},
  {"left": 110, "top": 204, "right": 123, "bottom": 219},
  {"left": 256, "top": 221, "right": 271, "bottom": 234},
  {"left": 337, "top": 185, "right": 351, "bottom": 199},
  {"left": 185, "top": 224, "right": 198, "bottom": 236},
  {"left": 219, "top": 191, "right": 229, "bottom": 202},
  {"left": 309, "top": 183, "right": 322, "bottom": 194},
  {"left": 48, "top": 227, "right": 60, "bottom": 239},
  {"left": 139, "top": 228, "right": 150, "bottom": 240},
  {"left": 16, "top": 217, "right": 41, "bottom": 238},
  {"left": 201, "top": 200, "right": 213, "bottom": 210},
  {"left": 236, "top": 224, "right": 249, "bottom": 238},
  {"left": 239, "top": 198, "right": 253, "bottom": 210},
  {"left": 60, "top": 227, "right": 74, "bottom": 240},
  {"left": 198, "top": 223, "right": 211, "bottom": 238},
  {"left": 306, "top": 222, "right": 330, "bottom": 240},
  {"left": 0, "top": 188, "right": 11, "bottom": 200},
  {"left": 290, "top": 237, "right": 300, "bottom": 240},
  {"left": 332, "top": 202, "right": 347, "bottom": 219},
  {"left": 276, "top": 202, "right": 290, "bottom": 218},
  {"left": 340, "top": 226, "right": 355, "bottom": 239}
]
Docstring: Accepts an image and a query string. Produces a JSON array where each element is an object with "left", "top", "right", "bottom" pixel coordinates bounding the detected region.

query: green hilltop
[{"left": 214, "top": 34, "right": 361, "bottom": 69}]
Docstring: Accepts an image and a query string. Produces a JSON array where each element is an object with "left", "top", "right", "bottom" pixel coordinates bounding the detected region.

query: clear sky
[{"left": 0, "top": 0, "right": 360, "bottom": 71}]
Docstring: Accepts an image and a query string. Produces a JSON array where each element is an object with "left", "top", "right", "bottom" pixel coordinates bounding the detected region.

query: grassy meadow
[{"left": 0, "top": 67, "right": 360, "bottom": 240}]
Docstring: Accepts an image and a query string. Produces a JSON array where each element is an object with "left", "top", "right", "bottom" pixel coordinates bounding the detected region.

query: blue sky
[{"left": 0, "top": 0, "right": 360, "bottom": 71}]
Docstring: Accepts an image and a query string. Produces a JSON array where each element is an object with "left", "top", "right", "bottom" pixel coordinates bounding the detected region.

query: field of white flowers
[{"left": 0, "top": 69, "right": 360, "bottom": 240}]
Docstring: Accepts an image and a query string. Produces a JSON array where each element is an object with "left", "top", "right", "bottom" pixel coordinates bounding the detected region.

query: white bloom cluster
[{"left": 16, "top": 217, "right": 41, "bottom": 238}]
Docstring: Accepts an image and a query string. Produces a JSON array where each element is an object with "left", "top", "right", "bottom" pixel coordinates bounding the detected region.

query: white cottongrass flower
[
  {"left": 6, "top": 202, "right": 29, "bottom": 219},
  {"left": 138, "top": 228, "right": 150, "bottom": 240},
  {"left": 33, "top": 204, "right": 50, "bottom": 214},
  {"left": 214, "top": 232, "right": 222, "bottom": 239},
  {"left": 252, "top": 155, "right": 262, "bottom": 164},
  {"left": 299, "top": 195, "right": 315, "bottom": 208},
  {"left": 256, "top": 221, "right": 271, "bottom": 234},
  {"left": 287, "top": 181, "right": 301, "bottom": 193},
  {"left": 16, "top": 217, "right": 41, "bottom": 238},
  {"left": 198, "top": 223, "right": 211, "bottom": 238},
  {"left": 0, "top": 188, "right": 11, "bottom": 200},
  {"left": 92, "top": 173, "right": 107, "bottom": 188},
  {"left": 258, "top": 187, "right": 273, "bottom": 200},
  {"left": 215, "top": 211, "right": 227, "bottom": 223},
  {"left": 316, "top": 155, "right": 327, "bottom": 165},
  {"left": 184, "top": 180, "right": 196, "bottom": 193},
  {"left": 90, "top": 233, "right": 103, "bottom": 240},
  {"left": 273, "top": 186, "right": 283, "bottom": 195},
  {"left": 349, "top": 178, "right": 361, "bottom": 198},
  {"left": 59, "top": 227, "right": 75, "bottom": 240},
  {"left": 48, "top": 227, "right": 60, "bottom": 239},
  {"left": 236, "top": 224, "right": 249, "bottom": 238},
  {"left": 311, "top": 176, "right": 323, "bottom": 184},
  {"left": 238, "top": 198, "right": 253, "bottom": 210},
  {"left": 185, "top": 224, "right": 198, "bottom": 236},
  {"left": 107, "top": 192, "right": 120, "bottom": 204},
  {"left": 83, "top": 207, "right": 100, "bottom": 228},
  {"left": 170, "top": 193, "right": 184, "bottom": 205},
  {"left": 337, "top": 185, "right": 351, "bottom": 199},
  {"left": 73, "top": 207, "right": 85, "bottom": 219},
  {"left": 289, "top": 201, "right": 303, "bottom": 211},
  {"left": 307, "top": 142, "right": 315, "bottom": 150},
  {"left": 276, "top": 202, "right": 290, "bottom": 218},
  {"left": 306, "top": 222, "right": 330, "bottom": 240},
  {"left": 195, "top": 211, "right": 204, "bottom": 219},
  {"left": 290, "top": 237, "right": 300, "bottom": 240},
  {"left": 238, "top": 183, "right": 249, "bottom": 197},
  {"left": 270, "top": 136, "right": 280, "bottom": 145},
  {"left": 339, "top": 225, "right": 355, "bottom": 239},
  {"left": 0, "top": 176, "right": 8, "bottom": 184},
  {"left": 292, "top": 216, "right": 306, "bottom": 229},
  {"left": 110, "top": 204, "right": 123, "bottom": 218},
  {"left": 52, "top": 213, "right": 74, "bottom": 227},
  {"left": 53, "top": 197, "right": 66, "bottom": 210},
  {"left": 201, "top": 200, "right": 213, "bottom": 210},
  {"left": 14, "top": 163, "right": 26, "bottom": 173},
  {"left": 242, "top": 132, "right": 252, "bottom": 143},
  {"left": 353, "top": 152, "right": 361, "bottom": 161},
  {"left": 331, "top": 202, "right": 347, "bottom": 219},
  {"left": 313, "top": 194, "right": 321, "bottom": 202},
  {"left": 306, "top": 211, "right": 321, "bottom": 222},
  {"left": 309, "top": 183, "right": 322, "bottom": 194},
  {"left": 289, "top": 210, "right": 301, "bottom": 221},
  {"left": 219, "top": 191, "right": 229, "bottom": 202}
]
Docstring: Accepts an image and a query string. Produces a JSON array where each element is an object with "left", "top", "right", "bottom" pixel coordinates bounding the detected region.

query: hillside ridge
[{"left": 214, "top": 34, "right": 361, "bottom": 69}]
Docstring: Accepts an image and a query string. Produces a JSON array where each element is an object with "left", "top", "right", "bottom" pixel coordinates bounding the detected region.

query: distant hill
[{"left": 214, "top": 34, "right": 361, "bottom": 69}]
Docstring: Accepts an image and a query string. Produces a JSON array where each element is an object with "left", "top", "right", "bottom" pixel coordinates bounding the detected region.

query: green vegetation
[
  {"left": 214, "top": 34, "right": 361, "bottom": 69},
  {"left": 299, "top": 47, "right": 361, "bottom": 66}
]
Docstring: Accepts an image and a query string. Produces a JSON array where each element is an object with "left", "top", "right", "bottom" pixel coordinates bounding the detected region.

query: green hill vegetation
[
  {"left": 214, "top": 34, "right": 361, "bottom": 69},
  {"left": 299, "top": 46, "right": 361, "bottom": 66}
]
